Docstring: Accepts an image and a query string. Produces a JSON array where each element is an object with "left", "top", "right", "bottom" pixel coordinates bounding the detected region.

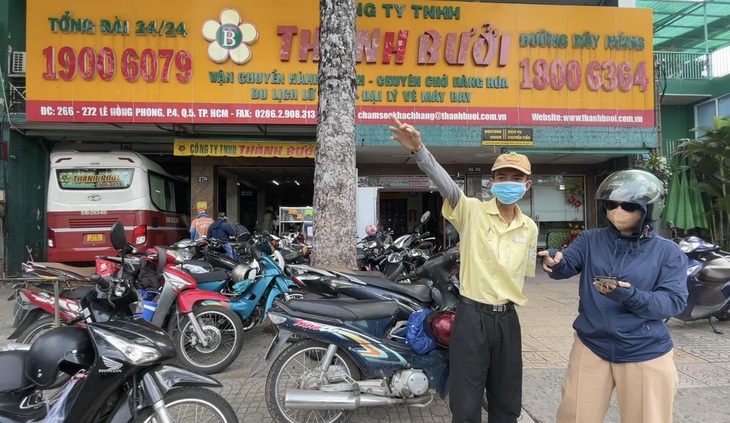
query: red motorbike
[{"left": 9, "top": 222, "right": 244, "bottom": 375}]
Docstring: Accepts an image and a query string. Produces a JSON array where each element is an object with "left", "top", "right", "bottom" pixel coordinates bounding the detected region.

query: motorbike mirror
[
  {"left": 420, "top": 211, "right": 431, "bottom": 224},
  {"left": 667, "top": 221, "right": 676, "bottom": 230},
  {"left": 110, "top": 221, "right": 128, "bottom": 251}
]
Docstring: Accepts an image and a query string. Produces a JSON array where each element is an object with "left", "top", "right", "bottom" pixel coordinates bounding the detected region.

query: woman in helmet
[{"left": 539, "top": 169, "right": 688, "bottom": 423}]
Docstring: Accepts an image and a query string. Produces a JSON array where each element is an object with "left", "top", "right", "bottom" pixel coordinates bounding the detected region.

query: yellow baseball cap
[{"left": 491, "top": 152, "right": 531, "bottom": 175}]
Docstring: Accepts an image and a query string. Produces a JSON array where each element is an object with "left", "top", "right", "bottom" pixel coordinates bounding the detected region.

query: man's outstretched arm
[{"left": 389, "top": 115, "right": 461, "bottom": 207}]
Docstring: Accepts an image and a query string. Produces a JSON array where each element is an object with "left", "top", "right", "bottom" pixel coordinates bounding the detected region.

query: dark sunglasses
[{"left": 604, "top": 200, "right": 642, "bottom": 213}]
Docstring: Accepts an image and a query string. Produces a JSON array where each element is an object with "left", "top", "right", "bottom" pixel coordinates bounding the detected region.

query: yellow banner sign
[
  {"left": 174, "top": 140, "right": 315, "bottom": 158},
  {"left": 26, "top": 0, "right": 653, "bottom": 127}
]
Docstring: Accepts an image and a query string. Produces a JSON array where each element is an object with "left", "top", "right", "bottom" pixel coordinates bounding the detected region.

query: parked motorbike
[
  {"left": 10, "top": 222, "right": 245, "bottom": 375},
  {"left": 252, "top": 297, "right": 452, "bottom": 423},
  {"left": 170, "top": 232, "right": 305, "bottom": 330},
  {"left": 286, "top": 245, "right": 460, "bottom": 320},
  {"left": 11, "top": 255, "right": 142, "bottom": 344},
  {"left": 0, "top": 273, "right": 238, "bottom": 423},
  {"left": 275, "top": 233, "right": 312, "bottom": 266},
  {"left": 357, "top": 226, "right": 393, "bottom": 272},
  {"left": 174, "top": 233, "right": 288, "bottom": 271},
  {"left": 667, "top": 222, "right": 730, "bottom": 334},
  {"left": 193, "top": 233, "right": 306, "bottom": 331},
  {"left": 380, "top": 212, "right": 435, "bottom": 280}
]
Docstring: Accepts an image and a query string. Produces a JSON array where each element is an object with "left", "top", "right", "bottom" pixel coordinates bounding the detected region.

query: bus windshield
[{"left": 57, "top": 168, "right": 135, "bottom": 190}]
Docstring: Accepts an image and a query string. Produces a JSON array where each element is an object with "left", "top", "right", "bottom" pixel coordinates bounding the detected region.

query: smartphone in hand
[{"left": 594, "top": 276, "right": 618, "bottom": 289}]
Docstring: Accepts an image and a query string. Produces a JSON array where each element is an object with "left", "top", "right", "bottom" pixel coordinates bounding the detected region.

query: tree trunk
[{"left": 312, "top": 0, "right": 357, "bottom": 268}]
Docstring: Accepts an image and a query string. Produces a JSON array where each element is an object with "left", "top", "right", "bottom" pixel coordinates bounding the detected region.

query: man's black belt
[{"left": 459, "top": 296, "right": 514, "bottom": 312}]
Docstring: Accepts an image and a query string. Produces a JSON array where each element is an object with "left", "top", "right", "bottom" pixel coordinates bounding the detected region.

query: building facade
[{"left": 0, "top": 0, "right": 677, "bottom": 273}]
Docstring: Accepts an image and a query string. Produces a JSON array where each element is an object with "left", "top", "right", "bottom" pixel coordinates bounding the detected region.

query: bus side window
[
  {"left": 164, "top": 179, "right": 174, "bottom": 211},
  {"left": 150, "top": 173, "right": 168, "bottom": 211}
]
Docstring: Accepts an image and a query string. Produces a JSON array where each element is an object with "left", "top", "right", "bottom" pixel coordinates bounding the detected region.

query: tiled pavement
[{"left": 2, "top": 267, "right": 730, "bottom": 422}]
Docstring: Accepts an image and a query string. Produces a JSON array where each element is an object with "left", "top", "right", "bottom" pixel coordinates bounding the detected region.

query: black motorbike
[
  {"left": 357, "top": 228, "right": 393, "bottom": 272},
  {"left": 380, "top": 212, "right": 435, "bottom": 280},
  {"left": 287, "top": 245, "right": 460, "bottom": 319},
  {"left": 0, "top": 275, "right": 238, "bottom": 422},
  {"left": 667, "top": 222, "right": 730, "bottom": 334}
]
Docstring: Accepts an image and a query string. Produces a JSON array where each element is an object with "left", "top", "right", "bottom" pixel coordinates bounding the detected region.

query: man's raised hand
[{"left": 388, "top": 114, "right": 423, "bottom": 153}]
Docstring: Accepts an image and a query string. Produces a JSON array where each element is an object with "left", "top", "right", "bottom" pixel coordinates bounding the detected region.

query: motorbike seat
[
  {"left": 0, "top": 350, "right": 31, "bottom": 393},
  {"left": 699, "top": 257, "right": 730, "bottom": 283},
  {"left": 342, "top": 272, "right": 433, "bottom": 303},
  {"left": 285, "top": 298, "right": 400, "bottom": 321},
  {"left": 36, "top": 284, "right": 95, "bottom": 299},
  {"left": 183, "top": 260, "right": 214, "bottom": 271},
  {"left": 185, "top": 269, "right": 230, "bottom": 283}
]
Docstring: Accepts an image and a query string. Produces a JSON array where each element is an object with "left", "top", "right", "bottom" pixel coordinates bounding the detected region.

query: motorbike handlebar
[{"left": 90, "top": 273, "right": 120, "bottom": 292}]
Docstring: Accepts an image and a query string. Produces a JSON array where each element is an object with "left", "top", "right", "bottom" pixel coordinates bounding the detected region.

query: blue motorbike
[
  {"left": 193, "top": 235, "right": 305, "bottom": 331},
  {"left": 252, "top": 297, "right": 452, "bottom": 423}
]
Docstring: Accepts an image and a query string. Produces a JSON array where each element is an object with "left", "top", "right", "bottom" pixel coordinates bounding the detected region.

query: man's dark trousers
[{"left": 449, "top": 297, "right": 522, "bottom": 423}]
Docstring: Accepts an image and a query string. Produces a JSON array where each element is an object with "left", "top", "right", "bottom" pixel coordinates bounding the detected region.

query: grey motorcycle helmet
[{"left": 595, "top": 169, "right": 666, "bottom": 224}]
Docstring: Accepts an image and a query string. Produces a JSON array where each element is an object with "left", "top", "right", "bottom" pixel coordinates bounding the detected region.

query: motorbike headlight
[
  {"left": 91, "top": 326, "right": 160, "bottom": 365},
  {"left": 366, "top": 241, "right": 377, "bottom": 249},
  {"left": 409, "top": 249, "right": 423, "bottom": 257},
  {"left": 387, "top": 251, "right": 405, "bottom": 263}
]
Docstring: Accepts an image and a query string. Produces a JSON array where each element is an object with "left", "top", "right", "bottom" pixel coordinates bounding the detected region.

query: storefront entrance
[{"left": 217, "top": 166, "right": 314, "bottom": 232}]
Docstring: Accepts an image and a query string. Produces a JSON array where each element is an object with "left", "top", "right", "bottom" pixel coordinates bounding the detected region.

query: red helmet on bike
[
  {"left": 365, "top": 224, "right": 378, "bottom": 237},
  {"left": 424, "top": 310, "right": 455, "bottom": 347}
]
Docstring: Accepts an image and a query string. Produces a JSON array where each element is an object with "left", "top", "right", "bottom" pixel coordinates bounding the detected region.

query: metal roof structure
[{"left": 638, "top": 0, "right": 730, "bottom": 53}]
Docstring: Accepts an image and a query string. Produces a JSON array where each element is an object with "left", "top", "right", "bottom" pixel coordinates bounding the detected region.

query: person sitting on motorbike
[
  {"left": 208, "top": 212, "right": 235, "bottom": 241},
  {"left": 208, "top": 212, "right": 238, "bottom": 260},
  {"left": 539, "top": 169, "right": 688, "bottom": 423}
]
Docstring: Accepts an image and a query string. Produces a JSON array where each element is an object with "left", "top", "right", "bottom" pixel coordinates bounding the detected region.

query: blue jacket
[
  {"left": 208, "top": 219, "right": 235, "bottom": 241},
  {"left": 548, "top": 227, "right": 688, "bottom": 363}
]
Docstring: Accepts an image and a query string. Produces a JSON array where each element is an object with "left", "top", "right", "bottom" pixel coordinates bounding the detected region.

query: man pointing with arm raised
[{"left": 389, "top": 115, "right": 538, "bottom": 423}]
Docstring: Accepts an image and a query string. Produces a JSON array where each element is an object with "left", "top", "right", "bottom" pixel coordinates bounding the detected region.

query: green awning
[{"left": 637, "top": 0, "right": 730, "bottom": 53}]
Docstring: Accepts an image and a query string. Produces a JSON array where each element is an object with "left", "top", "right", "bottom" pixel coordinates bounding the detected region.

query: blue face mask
[{"left": 491, "top": 182, "right": 527, "bottom": 205}]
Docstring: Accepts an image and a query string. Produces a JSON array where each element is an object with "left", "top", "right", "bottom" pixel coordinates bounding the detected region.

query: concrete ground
[{"left": 2, "top": 267, "right": 729, "bottom": 422}]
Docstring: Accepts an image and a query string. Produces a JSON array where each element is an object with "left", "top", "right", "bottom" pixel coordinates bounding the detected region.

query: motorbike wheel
[
  {"left": 16, "top": 315, "right": 55, "bottom": 344},
  {"left": 175, "top": 305, "right": 244, "bottom": 375},
  {"left": 132, "top": 386, "right": 238, "bottom": 423},
  {"left": 265, "top": 339, "right": 360, "bottom": 423}
]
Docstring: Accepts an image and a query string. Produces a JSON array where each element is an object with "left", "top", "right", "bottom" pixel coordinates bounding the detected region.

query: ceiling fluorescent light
[{"left": 272, "top": 180, "right": 280, "bottom": 185}]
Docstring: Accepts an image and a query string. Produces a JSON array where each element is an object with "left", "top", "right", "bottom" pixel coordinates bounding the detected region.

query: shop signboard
[
  {"left": 26, "top": 0, "right": 653, "bottom": 127},
  {"left": 174, "top": 140, "right": 315, "bottom": 158},
  {"left": 482, "top": 128, "right": 534, "bottom": 145}
]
